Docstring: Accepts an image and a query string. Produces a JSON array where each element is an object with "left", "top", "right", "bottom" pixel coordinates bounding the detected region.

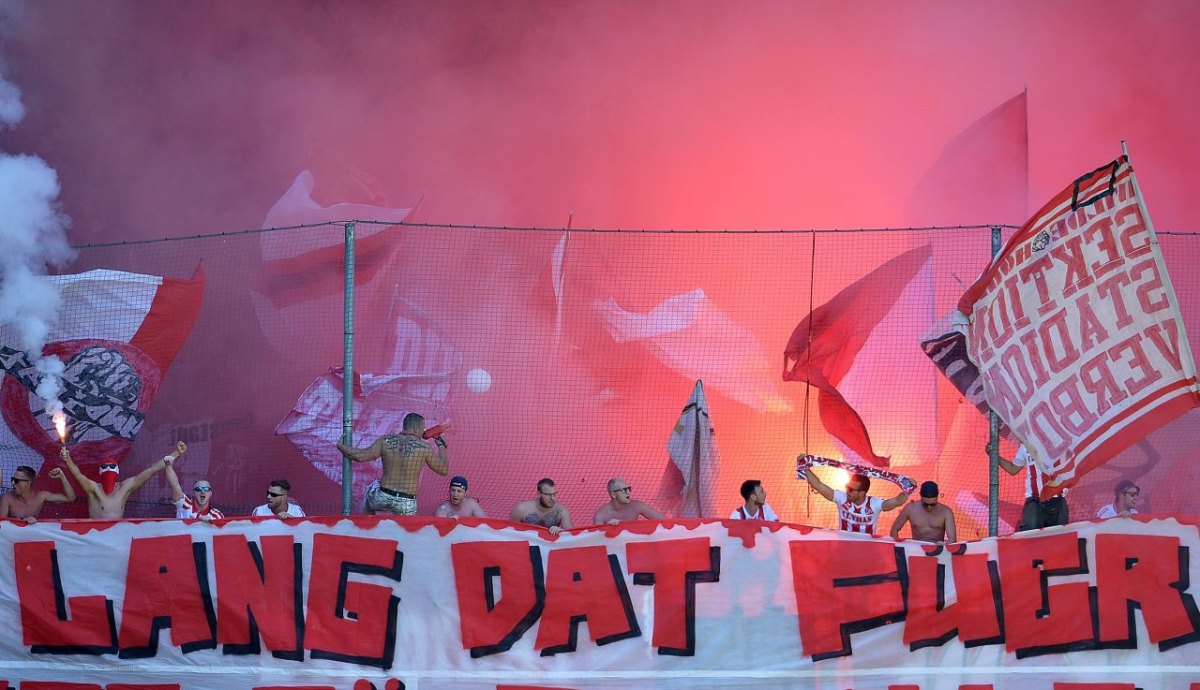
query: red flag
[
  {"left": 783, "top": 244, "right": 932, "bottom": 466},
  {"left": 905, "top": 92, "right": 1028, "bottom": 226},
  {"left": 0, "top": 268, "right": 205, "bottom": 510},
  {"left": 958, "top": 156, "right": 1200, "bottom": 496}
]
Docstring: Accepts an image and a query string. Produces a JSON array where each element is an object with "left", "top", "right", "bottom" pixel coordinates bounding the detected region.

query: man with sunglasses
[
  {"left": 0, "top": 465, "right": 76, "bottom": 523},
  {"left": 164, "top": 444, "right": 224, "bottom": 521},
  {"left": 593, "top": 478, "right": 664, "bottom": 526},
  {"left": 252, "top": 479, "right": 306, "bottom": 520},
  {"left": 60, "top": 441, "right": 186, "bottom": 519},
  {"left": 805, "top": 471, "right": 907, "bottom": 535},
  {"left": 1097, "top": 480, "right": 1140, "bottom": 519}
]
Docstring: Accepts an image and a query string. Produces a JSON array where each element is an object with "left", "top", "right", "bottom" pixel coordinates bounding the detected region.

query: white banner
[
  {"left": 2, "top": 515, "right": 1200, "bottom": 688},
  {"left": 958, "top": 156, "right": 1200, "bottom": 493}
]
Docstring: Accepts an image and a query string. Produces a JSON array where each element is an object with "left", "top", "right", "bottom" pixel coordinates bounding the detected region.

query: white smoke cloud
[{"left": 0, "top": 67, "right": 74, "bottom": 416}]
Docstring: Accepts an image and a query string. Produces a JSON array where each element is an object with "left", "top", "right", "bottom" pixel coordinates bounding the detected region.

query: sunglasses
[
  {"left": 193, "top": 486, "right": 212, "bottom": 493},
  {"left": 11, "top": 477, "right": 31, "bottom": 484},
  {"left": 100, "top": 463, "right": 118, "bottom": 471},
  {"left": 613, "top": 486, "right": 632, "bottom": 493},
  {"left": 267, "top": 491, "right": 286, "bottom": 498}
]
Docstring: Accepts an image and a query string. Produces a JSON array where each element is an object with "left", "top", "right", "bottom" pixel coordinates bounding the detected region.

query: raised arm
[
  {"left": 987, "top": 442, "right": 1022, "bottom": 476},
  {"left": 60, "top": 447, "right": 100, "bottom": 498},
  {"left": 889, "top": 504, "right": 911, "bottom": 539},
  {"left": 123, "top": 456, "right": 173, "bottom": 495},
  {"left": 161, "top": 441, "right": 188, "bottom": 501},
  {"left": 881, "top": 489, "right": 908, "bottom": 512},
  {"left": 42, "top": 467, "right": 77, "bottom": 504},
  {"left": 804, "top": 469, "right": 836, "bottom": 501},
  {"left": 337, "top": 437, "right": 385, "bottom": 463},
  {"left": 425, "top": 438, "right": 449, "bottom": 476}
]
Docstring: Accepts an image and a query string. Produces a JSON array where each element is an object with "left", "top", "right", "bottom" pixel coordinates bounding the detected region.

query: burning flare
[{"left": 52, "top": 411, "right": 67, "bottom": 444}]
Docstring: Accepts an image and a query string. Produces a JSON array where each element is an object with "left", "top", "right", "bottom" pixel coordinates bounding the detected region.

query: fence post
[
  {"left": 342, "top": 222, "right": 356, "bottom": 515},
  {"left": 988, "top": 225, "right": 1002, "bottom": 537}
]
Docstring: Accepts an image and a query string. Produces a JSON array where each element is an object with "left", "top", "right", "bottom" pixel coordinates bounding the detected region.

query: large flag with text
[
  {"left": 958, "top": 156, "right": 1200, "bottom": 495},
  {"left": 0, "top": 268, "right": 204, "bottom": 507}
]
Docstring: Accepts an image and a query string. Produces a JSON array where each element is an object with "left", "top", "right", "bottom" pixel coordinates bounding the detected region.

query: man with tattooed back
[{"left": 337, "top": 412, "right": 449, "bottom": 516}]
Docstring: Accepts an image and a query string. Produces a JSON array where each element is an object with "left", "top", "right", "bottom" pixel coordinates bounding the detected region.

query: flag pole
[
  {"left": 988, "top": 225, "right": 1002, "bottom": 537},
  {"left": 342, "top": 221, "right": 356, "bottom": 515}
]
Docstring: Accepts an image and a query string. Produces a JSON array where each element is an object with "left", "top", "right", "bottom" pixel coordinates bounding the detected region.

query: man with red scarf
[{"left": 60, "top": 441, "right": 186, "bottom": 519}]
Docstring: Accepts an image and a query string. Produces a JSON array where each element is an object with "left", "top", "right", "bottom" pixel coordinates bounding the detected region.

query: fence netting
[{"left": 19, "top": 221, "right": 1200, "bottom": 537}]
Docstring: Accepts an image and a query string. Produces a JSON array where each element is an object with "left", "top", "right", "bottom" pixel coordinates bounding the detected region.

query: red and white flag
[
  {"left": 663, "top": 380, "right": 720, "bottom": 518},
  {"left": 958, "top": 156, "right": 1200, "bottom": 495},
  {"left": 595, "top": 288, "right": 790, "bottom": 413},
  {"left": 0, "top": 268, "right": 204, "bottom": 492}
]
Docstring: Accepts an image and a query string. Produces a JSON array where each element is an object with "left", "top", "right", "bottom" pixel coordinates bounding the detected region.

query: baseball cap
[
  {"left": 919, "top": 481, "right": 939, "bottom": 498},
  {"left": 450, "top": 475, "right": 469, "bottom": 490}
]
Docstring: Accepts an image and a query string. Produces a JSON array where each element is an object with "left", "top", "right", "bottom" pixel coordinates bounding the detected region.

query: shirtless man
[
  {"left": 510, "top": 478, "right": 572, "bottom": 535},
  {"left": 593, "top": 477, "right": 664, "bottom": 525},
  {"left": 890, "top": 481, "right": 957, "bottom": 543},
  {"left": 434, "top": 475, "right": 485, "bottom": 520},
  {"left": 0, "top": 464, "right": 76, "bottom": 523},
  {"left": 337, "top": 412, "right": 449, "bottom": 516},
  {"left": 60, "top": 441, "right": 185, "bottom": 519}
]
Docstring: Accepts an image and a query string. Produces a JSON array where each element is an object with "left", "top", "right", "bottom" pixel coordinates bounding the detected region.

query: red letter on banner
[
  {"left": 904, "top": 550, "right": 1002, "bottom": 649},
  {"left": 213, "top": 534, "right": 303, "bottom": 659},
  {"left": 14, "top": 541, "right": 116, "bottom": 653},
  {"left": 118, "top": 536, "right": 216, "bottom": 656},
  {"left": 1095, "top": 534, "right": 1200, "bottom": 647},
  {"left": 626, "top": 537, "right": 719, "bottom": 656},
  {"left": 19, "top": 684, "right": 102, "bottom": 689},
  {"left": 534, "top": 545, "right": 640, "bottom": 655},
  {"left": 305, "top": 534, "right": 402, "bottom": 669},
  {"left": 790, "top": 540, "right": 904, "bottom": 659},
  {"left": 997, "top": 532, "right": 1093, "bottom": 656},
  {"left": 451, "top": 541, "right": 543, "bottom": 658}
]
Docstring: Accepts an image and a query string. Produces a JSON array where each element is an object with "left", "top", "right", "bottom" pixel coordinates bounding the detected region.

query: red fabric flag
[
  {"left": 905, "top": 92, "right": 1028, "bottom": 227},
  {"left": 0, "top": 268, "right": 205, "bottom": 514},
  {"left": 783, "top": 244, "right": 932, "bottom": 466}
]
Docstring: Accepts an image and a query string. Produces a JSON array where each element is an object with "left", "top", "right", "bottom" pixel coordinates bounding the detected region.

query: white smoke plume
[{"left": 0, "top": 65, "right": 74, "bottom": 416}]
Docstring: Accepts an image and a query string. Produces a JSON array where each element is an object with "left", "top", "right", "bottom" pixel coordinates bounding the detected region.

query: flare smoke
[{"left": 0, "top": 66, "right": 74, "bottom": 417}]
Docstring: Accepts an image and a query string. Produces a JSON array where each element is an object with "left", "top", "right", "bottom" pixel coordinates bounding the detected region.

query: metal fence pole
[
  {"left": 341, "top": 222, "right": 356, "bottom": 515},
  {"left": 988, "top": 225, "right": 1002, "bottom": 536}
]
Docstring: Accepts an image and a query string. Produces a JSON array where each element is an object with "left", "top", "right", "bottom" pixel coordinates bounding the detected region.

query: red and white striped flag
[{"left": 958, "top": 156, "right": 1200, "bottom": 495}]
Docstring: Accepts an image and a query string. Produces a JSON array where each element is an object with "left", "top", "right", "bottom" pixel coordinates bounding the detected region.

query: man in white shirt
[
  {"left": 729, "top": 480, "right": 779, "bottom": 521},
  {"left": 164, "top": 448, "right": 224, "bottom": 521},
  {"left": 995, "top": 444, "right": 1068, "bottom": 531},
  {"left": 805, "top": 471, "right": 906, "bottom": 535},
  {"left": 1096, "top": 480, "right": 1139, "bottom": 519},
  {"left": 251, "top": 479, "right": 307, "bottom": 520}
]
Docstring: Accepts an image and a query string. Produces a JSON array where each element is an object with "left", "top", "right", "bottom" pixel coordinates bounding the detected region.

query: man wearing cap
[
  {"left": 61, "top": 441, "right": 185, "bottom": 519},
  {"left": 252, "top": 479, "right": 307, "bottom": 520},
  {"left": 435, "top": 476, "right": 485, "bottom": 520},
  {"left": 593, "top": 477, "right": 665, "bottom": 525},
  {"left": 165, "top": 451, "right": 224, "bottom": 521},
  {"left": 805, "top": 471, "right": 907, "bottom": 535},
  {"left": 890, "top": 481, "right": 957, "bottom": 543}
]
